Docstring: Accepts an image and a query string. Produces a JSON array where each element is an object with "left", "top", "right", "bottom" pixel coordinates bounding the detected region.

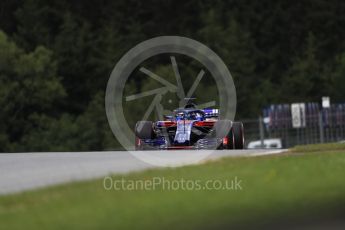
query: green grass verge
[
  {"left": 291, "top": 142, "right": 345, "bottom": 153},
  {"left": 1, "top": 145, "right": 345, "bottom": 229}
]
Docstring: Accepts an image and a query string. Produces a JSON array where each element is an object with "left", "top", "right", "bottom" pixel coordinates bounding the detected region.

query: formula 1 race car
[{"left": 134, "top": 101, "right": 244, "bottom": 150}]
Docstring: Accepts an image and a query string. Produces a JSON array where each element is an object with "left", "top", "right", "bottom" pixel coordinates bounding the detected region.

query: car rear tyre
[
  {"left": 232, "top": 122, "right": 244, "bottom": 149},
  {"left": 135, "top": 121, "right": 154, "bottom": 139},
  {"left": 135, "top": 121, "right": 155, "bottom": 150}
]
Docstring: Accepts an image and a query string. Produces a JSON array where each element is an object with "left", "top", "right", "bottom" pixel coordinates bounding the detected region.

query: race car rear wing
[{"left": 203, "top": 109, "right": 219, "bottom": 118}]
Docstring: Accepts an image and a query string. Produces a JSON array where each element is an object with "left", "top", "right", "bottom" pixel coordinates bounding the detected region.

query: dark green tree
[
  {"left": 330, "top": 53, "right": 345, "bottom": 101},
  {"left": 198, "top": 10, "right": 258, "bottom": 118},
  {"left": 281, "top": 32, "right": 332, "bottom": 102},
  {"left": 0, "top": 30, "right": 66, "bottom": 151}
]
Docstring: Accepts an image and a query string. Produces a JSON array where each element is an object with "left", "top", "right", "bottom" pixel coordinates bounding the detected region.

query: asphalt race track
[{"left": 0, "top": 149, "right": 285, "bottom": 195}]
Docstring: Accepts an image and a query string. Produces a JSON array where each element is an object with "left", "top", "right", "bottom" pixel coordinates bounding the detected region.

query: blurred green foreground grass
[{"left": 1, "top": 144, "right": 345, "bottom": 229}]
